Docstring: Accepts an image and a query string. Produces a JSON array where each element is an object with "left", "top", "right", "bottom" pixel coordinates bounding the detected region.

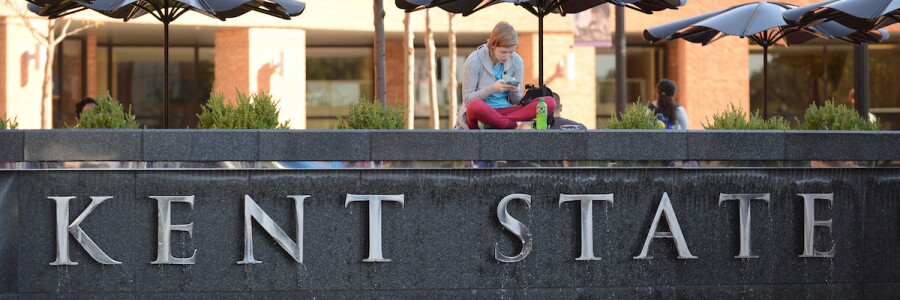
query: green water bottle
[{"left": 535, "top": 97, "right": 548, "bottom": 130}]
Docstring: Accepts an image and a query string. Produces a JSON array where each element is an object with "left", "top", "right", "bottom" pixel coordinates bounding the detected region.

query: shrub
[
  {"left": 75, "top": 92, "right": 139, "bottom": 129},
  {"left": 605, "top": 102, "right": 660, "bottom": 130},
  {"left": 798, "top": 100, "right": 878, "bottom": 131},
  {"left": 703, "top": 104, "right": 790, "bottom": 130},
  {"left": 197, "top": 90, "right": 290, "bottom": 129},
  {"left": 336, "top": 98, "right": 405, "bottom": 129},
  {"left": 1, "top": 116, "right": 17, "bottom": 130}
]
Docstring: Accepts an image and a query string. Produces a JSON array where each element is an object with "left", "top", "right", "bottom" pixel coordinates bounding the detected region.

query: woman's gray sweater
[{"left": 455, "top": 44, "right": 525, "bottom": 129}]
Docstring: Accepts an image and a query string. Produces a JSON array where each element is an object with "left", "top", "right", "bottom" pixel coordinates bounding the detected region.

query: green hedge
[
  {"left": 0, "top": 116, "right": 16, "bottom": 130},
  {"left": 703, "top": 104, "right": 790, "bottom": 130},
  {"left": 197, "top": 90, "right": 290, "bottom": 129},
  {"left": 605, "top": 102, "right": 661, "bottom": 130},
  {"left": 799, "top": 100, "right": 878, "bottom": 131},
  {"left": 75, "top": 92, "right": 139, "bottom": 129},
  {"left": 336, "top": 98, "right": 405, "bottom": 129}
]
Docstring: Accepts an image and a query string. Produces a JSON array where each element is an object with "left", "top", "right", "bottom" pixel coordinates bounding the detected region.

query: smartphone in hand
[{"left": 505, "top": 79, "right": 520, "bottom": 86}]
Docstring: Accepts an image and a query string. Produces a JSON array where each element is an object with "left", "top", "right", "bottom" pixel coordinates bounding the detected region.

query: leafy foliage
[
  {"left": 703, "top": 104, "right": 790, "bottom": 130},
  {"left": 197, "top": 90, "right": 290, "bottom": 129},
  {"left": 336, "top": 97, "right": 405, "bottom": 129},
  {"left": 0, "top": 116, "right": 17, "bottom": 130},
  {"left": 75, "top": 92, "right": 139, "bottom": 129},
  {"left": 798, "top": 100, "right": 879, "bottom": 131},
  {"left": 605, "top": 102, "right": 660, "bottom": 130}
]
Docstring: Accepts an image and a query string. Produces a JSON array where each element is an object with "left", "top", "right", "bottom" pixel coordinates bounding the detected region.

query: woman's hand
[{"left": 491, "top": 80, "right": 516, "bottom": 93}]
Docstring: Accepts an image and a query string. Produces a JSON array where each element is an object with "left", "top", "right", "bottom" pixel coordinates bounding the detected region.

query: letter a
[{"left": 634, "top": 193, "right": 697, "bottom": 259}]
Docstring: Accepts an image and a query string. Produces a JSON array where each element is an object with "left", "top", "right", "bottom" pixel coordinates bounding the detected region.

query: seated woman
[
  {"left": 456, "top": 21, "right": 556, "bottom": 129},
  {"left": 648, "top": 79, "right": 689, "bottom": 130}
]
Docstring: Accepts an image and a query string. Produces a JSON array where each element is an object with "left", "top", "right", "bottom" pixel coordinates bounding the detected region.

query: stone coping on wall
[{"left": 0, "top": 130, "right": 897, "bottom": 162}]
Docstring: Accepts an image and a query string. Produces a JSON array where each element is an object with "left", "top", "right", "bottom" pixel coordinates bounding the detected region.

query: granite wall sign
[{"left": 1, "top": 130, "right": 897, "bottom": 298}]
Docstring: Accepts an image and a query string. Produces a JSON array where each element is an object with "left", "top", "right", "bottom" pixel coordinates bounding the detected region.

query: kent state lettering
[{"left": 45, "top": 192, "right": 837, "bottom": 265}]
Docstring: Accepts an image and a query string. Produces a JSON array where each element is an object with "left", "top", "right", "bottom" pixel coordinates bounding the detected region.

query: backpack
[
  {"left": 656, "top": 113, "right": 675, "bottom": 129},
  {"left": 649, "top": 103, "right": 676, "bottom": 129},
  {"left": 519, "top": 84, "right": 556, "bottom": 127},
  {"left": 519, "top": 84, "right": 554, "bottom": 106}
]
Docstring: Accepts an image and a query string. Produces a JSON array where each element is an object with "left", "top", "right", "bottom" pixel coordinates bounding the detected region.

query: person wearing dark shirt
[{"left": 549, "top": 92, "right": 585, "bottom": 130}]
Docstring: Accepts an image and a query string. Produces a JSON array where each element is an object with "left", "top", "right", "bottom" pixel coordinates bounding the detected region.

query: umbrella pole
[
  {"left": 763, "top": 45, "right": 768, "bottom": 120},
  {"left": 538, "top": 13, "right": 544, "bottom": 93},
  {"left": 164, "top": 19, "right": 170, "bottom": 129},
  {"left": 853, "top": 43, "right": 869, "bottom": 118},
  {"left": 614, "top": 5, "right": 626, "bottom": 116}
]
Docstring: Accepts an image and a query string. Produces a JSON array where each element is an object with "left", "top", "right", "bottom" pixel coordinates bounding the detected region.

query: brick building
[{"left": 1, "top": 0, "right": 898, "bottom": 129}]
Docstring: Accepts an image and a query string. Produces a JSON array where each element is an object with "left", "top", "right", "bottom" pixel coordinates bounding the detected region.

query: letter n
[{"left": 237, "top": 195, "right": 309, "bottom": 264}]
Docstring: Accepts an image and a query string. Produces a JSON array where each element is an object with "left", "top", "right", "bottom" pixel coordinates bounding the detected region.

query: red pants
[{"left": 466, "top": 97, "right": 557, "bottom": 129}]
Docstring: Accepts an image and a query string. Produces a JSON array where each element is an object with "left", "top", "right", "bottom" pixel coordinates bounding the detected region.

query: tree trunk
[
  {"left": 41, "top": 21, "right": 55, "bottom": 129},
  {"left": 373, "top": 0, "right": 387, "bottom": 107},
  {"left": 425, "top": 9, "right": 438, "bottom": 129},
  {"left": 447, "top": 13, "right": 458, "bottom": 129},
  {"left": 403, "top": 13, "right": 415, "bottom": 129},
  {"left": 5, "top": 1, "right": 94, "bottom": 129}
]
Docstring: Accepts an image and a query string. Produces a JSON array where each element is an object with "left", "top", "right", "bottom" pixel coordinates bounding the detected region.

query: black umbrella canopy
[
  {"left": 395, "top": 0, "right": 431, "bottom": 12},
  {"left": 407, "top": 0, "right": 686, "bottom": 16},
  {"left": 642, "top": 1, "right": 888, "bottom": 119},
  {"left": 27, "top": 0, "right": 140, "bottom": 19},
  {"left": 788, "top": 0, "right": 899, "bottom": 31},
  {"left": 644, "top": 1, "right": 887, "bottom": 46},
  {"left": 425, "top": 0, "right": 506, "bottom": 16},
  {"left": 28, "top": 0, "right": 306, "bottom": 128},
  {"left": 31, "top": 0, "right": 305, "bottom": 21},
  {"left": 571, "top": 0, "right": 685, "bottom": 14}
]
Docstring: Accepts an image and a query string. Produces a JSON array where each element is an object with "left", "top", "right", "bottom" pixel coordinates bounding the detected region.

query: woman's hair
[
  {"left": 75, "top": 97, "right": 97, "bottom": 118},
  {"left": 656, "top": 79, "right": 678, "bottom": 123},
  {"left": 487, "top": 21, "right": 518, "bottom": 50}
]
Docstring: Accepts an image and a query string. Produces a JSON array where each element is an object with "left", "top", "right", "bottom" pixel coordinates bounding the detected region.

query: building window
[
  {"left": 750, "top": 43, "right": 900, "bottom": 129},
  {"left": 595, "top": 45, "right": 665, "bottom": 126},
  {"left": 53, "top": 39, "right": 84, "bottom": 128},
  {"left": 107, "top": 46, "right": 213, "bottom": 129},
  {"left": 306, "top": 48, "right": 373, "bottom": 129}
]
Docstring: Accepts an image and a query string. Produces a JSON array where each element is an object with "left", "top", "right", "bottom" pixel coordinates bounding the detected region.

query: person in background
[
  {"left": 549, "top": 92, "right": 585, "bottom": 130},
  {"left": 849, "top": 89, "right": 877, "bottom": 123},
  {"left": 457, "top": 21, "right": 556, "bottom": 129},
  {"left": 648, "top": 79, "right": 688, "bottom": 130},
  {"left": 75, "top": 97, "right": 97, "bottom": 119}
]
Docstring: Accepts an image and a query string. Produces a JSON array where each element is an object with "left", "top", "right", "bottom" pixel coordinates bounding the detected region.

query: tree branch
[
  {"left": 3, "top": 0, "right": 51, "bottom": 47},
  {"left": 54, "top": 21, "right": 97, "bottom": 45}
]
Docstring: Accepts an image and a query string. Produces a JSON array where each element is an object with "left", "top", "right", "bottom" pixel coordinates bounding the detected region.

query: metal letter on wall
[
  {"left": 719, "top": 193, "right": 770, "bottom": 258},
  {"left": 48, "top": 196, "right": 121, "bottom": 265},
  {"left": 559, "top": 194, "right": 614, "bottom": 261},
  {"left": 150, "top": 196, "right": 197, "bottom": 265},
  {"left": 238, "top": 195, "right": 309, "bottom": 264},
  {"left": 495, "top": 193, "right": 533, "bottom": 263},
  {"left": 634, "top": 193, "right": 698, "bottom": 259},
  {"left": 345, "top": 194, "right": 405, "bottom": 262},
  {"left": 798, "top": 193, "right": 836, "bottom": 258}
]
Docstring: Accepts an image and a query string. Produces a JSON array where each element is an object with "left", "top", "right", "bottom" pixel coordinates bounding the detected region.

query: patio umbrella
[
  {"left": 394, "top": 0, "right": 432, "bottom": 12},
  {"left": 643, "top": 1, "right": 887, "bottom": 119},
  {"left": 787, "top": 0, "right": 899, "bottom": 31},
  {"left": 28, "top": 0, "right": 306, "bottom": 128},
  {"left": 784, "top": 0, "right": 898, "bottom": 118},
  {"left": 396, "top": 0, "right": 685, "bottom": 94}
]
